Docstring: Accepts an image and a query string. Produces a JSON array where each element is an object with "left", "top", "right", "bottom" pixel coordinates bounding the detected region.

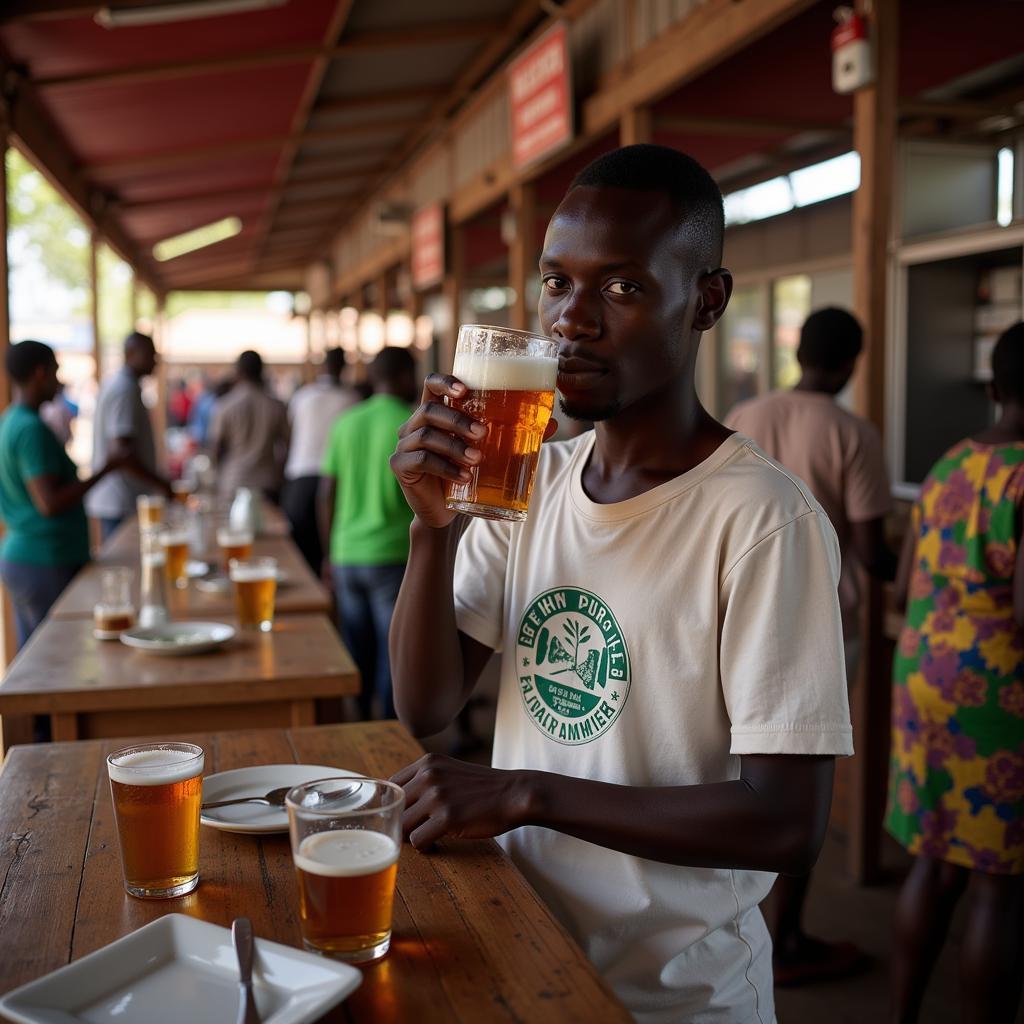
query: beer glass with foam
[
  {"left": 136, "top": 493, "right": 165, "bottom": 529},
  {"left": 445, "top": 325, "right": 558, "bottom": 522},
  {"left": 93, "top": 566, "right": 135, "bottom": 639},
  {"left": 106, "top": 742, "right": 204, "bottom": 898},
  {"left": 230, "top": 556, "right": 277, "bottom": 631},
  {"left": 159, "top": 524, "right": 190, "bottom": 590},
  {"left": 217, "top": 526, "right": 254, "bottom": 573},
  {"left": 286, "top": 777, "right": 404, "bottom": 962}
]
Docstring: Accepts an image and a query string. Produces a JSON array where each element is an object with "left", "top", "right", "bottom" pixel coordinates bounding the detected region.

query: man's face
[
  {"left": 538, "top": 185, "right": 717, "bottom": 421},
  {"left": 40, "top": 359, "right": 60, "bottom": 403},
  {"left": 129, "top": 341, "right": 157, "bottom": 377}
]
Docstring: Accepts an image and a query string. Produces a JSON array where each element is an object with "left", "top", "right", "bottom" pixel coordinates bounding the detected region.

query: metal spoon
[
  {"left": 202, "top": 786, "right": 291, "bottom": 811},
  {"left": 232, "top": 917, "right": 261, "bottom": 1024}
]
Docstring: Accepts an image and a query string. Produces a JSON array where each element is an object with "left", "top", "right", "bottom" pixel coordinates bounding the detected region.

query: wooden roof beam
[
  {"left": 655, "top": 113, "right": 847, "bottom": 138},
  {"left": 91, "top": 119, "right": 417, "bottom": 175},
  {"left": 314, "top": 84, "right": 448, "bottom": 115},
  {"left": 32, "top": 19, "right": 505, "bottom": 89}
]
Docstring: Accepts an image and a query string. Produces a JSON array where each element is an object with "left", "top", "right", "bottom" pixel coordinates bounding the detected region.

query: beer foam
[
  {"left": 229, "top": 564, "right": 276, "bottom": 582},
  {"left": 107, "top": 747, "right": 203, "bottom": 786},
  {"left": 159, "top": 531, "right": 190, "bottom": 546},
  {"left": 295, "top": 829, "right": 399, "bottom": 877},
  {"left": 217, "top": 528, "right": 253, "bottom": 546},
  {"left": 452, "top": 352, "right": 557, "bottom": 392}
]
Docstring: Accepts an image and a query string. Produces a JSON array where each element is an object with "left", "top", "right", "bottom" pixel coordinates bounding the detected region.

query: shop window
[
  {"left": 717, "top": 284, "right": 766, "bottom": 415},
  {"left": 772, "top": 275, "right": 811, "bottom": 389}
]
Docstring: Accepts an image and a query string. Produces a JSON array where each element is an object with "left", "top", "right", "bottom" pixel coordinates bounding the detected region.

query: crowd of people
[{"left": 0, "top": 142, "right": 1020, "bottom": 1023}]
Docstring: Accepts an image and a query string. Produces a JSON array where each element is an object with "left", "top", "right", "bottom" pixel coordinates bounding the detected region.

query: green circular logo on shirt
[{"left": 515, "top": 587, "right": 631, "bottom": 745}]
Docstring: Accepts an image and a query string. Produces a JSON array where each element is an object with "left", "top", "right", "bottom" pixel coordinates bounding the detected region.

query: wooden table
[
  {"left": 50, "top": 533, "right": 332, "bottom": 620},
  {"left": 0, "top": 614, "right": 359, "bottom": 742},
  {"left": 0, "top": 722, "right": 628, "bottom": 1023}
]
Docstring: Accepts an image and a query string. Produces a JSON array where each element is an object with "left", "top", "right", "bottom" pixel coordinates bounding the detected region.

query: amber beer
[
  {"left": 230, "top": 557, "right": 277, "bottom": 631},
  {"left": 137, "top": 494, "right": 165, "bottom": 529},
  {"left": 171, "top": 479, "right": 193, "bottom": 505},
  {"left": 106, "top": 742, "right": 204, "bottom": 899},
  {"left": 160, "top": 529, "right": 190, "bottom": 590},
  {"left": 217, "top": 527, "right": 254, "bottom": 573},
  {"left": 93, "top": 605, "right": 135, "bottom": 639},
  {"left": 294, "top": 830, "right": 399, "bottom": 959},
  {"left": 287, "top": 777, "right": 404, "bottom": 963},
  {"left": 444, "top": 326, "right": 558, "bottom": 522}
]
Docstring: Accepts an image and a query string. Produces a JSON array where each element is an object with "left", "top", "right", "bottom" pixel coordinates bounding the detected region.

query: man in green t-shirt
[
  {"left": 0, "top": 341, "right": 124, "bottom": 648},
  {"left": 319, "top": 347, "right": 416, "bottom": 719}
]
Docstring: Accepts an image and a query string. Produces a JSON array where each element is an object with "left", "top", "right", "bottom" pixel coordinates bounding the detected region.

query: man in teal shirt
[
  {"left": 319, "top": 347, "right": 416, "bottom": 719},
  {"left": 0, "top": 341, "right": 123, "bottom": 648}
]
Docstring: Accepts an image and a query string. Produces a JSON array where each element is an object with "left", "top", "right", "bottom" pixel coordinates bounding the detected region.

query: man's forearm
[
  {"left": 517, "top": 756, "right": 834, "bottom": 875},
  {"left": 390, "top": 518, "right": 475, "bottom": 735}
]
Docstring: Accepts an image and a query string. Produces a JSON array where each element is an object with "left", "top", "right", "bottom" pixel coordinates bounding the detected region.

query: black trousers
[{"left": 281, "top": 475, "right": 322, "bottom": 573}]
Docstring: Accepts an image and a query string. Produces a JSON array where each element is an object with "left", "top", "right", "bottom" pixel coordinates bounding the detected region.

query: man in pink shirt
[{"left": 727, "top": 306, "right": 895, "bottom": 986}]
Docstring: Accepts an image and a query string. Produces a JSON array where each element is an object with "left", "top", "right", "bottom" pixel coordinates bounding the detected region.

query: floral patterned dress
[{"left": 886, "top": 439, "right": 1024, "bottom": 874}]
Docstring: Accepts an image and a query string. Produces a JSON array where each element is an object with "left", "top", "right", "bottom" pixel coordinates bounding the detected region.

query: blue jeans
[
  {"left": 332, "top": 563, "right": 405, "bottom": 720},
  {"left": 99, "top": 517, "right": 123, "bottom": 543},
  {"left": 0, "top": 560, "right": 84, "bottom": 650}
]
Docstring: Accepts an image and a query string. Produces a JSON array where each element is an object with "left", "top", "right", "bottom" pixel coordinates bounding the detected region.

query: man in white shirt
[
  {"left": 281, "top": 348, "right": 359, "bottom": 572},
  {"left": 387, "top": 145, "right": 853, "bottom": 1023}
]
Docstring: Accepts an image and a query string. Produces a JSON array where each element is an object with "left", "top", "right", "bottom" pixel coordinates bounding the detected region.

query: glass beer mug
[{"left": 444, "top": 325, "right": 558, "bottom": 522}]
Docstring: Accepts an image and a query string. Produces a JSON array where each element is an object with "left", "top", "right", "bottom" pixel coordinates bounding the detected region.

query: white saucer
[
  {"left": 120, "top": 621, "right": 235, "bottom": 656},
  {"left": 201, "top": 764, "right": 363, "bottom": 834},
  {"left": 0, "top": 913, "right": 360, "bottom": 1024},
  {"left": 186, "top": 559, "right": 211, "bottom": 578}
]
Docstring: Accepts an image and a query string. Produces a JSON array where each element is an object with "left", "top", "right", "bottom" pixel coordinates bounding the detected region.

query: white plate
[
  {"left": 0, "top": 913, "right": 361, "bottom": 1024},
  {"left": 201, "top": 764, "right": 363, "bottom": 834},
  {"left": 120, "top": 621, "right": 235, "bottom": 656},
  {"left": 194, "top": 572, "right": 230, "bottom": 594},
  {"left": 186, "top": 559, "right": 211, "bottom": 578}
]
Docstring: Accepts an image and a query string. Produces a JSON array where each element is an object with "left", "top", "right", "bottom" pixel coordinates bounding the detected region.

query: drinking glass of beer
[
  {"left": 170, "top": 479, "right": 194, "bottom": 505},
  {"left": 136, "top": 493, "right": 165, "bottom": 529},
  {"left": 93, "top": 567, "right": 135, "bottom": 639},
  {"left": 286, "top": 777, "right": 404, "bottom": 962},
  {"left": 217, "top": 526, "right": 254, "bottom": 573},
  {"left": 160, "top": 524, "right": 191, "bottom": 590},
  {"left": 106, "top": 741, "right": 204, "bottom": 899},
  {"left": 230, "top": 556, "right": 277, "bottom": 631},
  {"left": 445, "top": 324, "right": 558, "bottom": 522}
]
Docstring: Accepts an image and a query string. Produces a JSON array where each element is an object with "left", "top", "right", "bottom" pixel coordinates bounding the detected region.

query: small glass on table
[
  {"left": 136, "top": 493, "right": 165, "bottom": 529},
  {"left": 170, "top": 479, "right": 194, "bottom": 505},
  {"left": 230, "top": 556, "right": 277, "bottom": 631},
  {"left": 217, "top": 526, "right": 254, "bottom": 574},
  {"left": 286, "top": 777, "right": 404, "bottom": 963},
  {"left": 159, "top": 522, "right": 191, "bottom": 591},
  {"left": 93, "top": 566, "right": 135, "bottom": 639},
  {"left": 107, "top": 742, "right": 204, "bottom": 899}
]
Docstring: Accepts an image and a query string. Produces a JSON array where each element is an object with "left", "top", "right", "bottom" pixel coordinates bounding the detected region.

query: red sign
[
  {"left": 508, "top": 23, "right": 573, "bottom": 170},
  {"left": 411, "top": 204, "right": 444, "bottom": 291}
]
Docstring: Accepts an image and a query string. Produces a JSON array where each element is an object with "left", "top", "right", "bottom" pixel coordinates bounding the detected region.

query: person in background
[
  {"left": 887, "top": 321, "right": 1024, "bottom": 1024},
  {"left": 319, "top": 347, "right": 416, "bottom": 720},
  {"left": 168, "top": 378, "right": 192, "bottom": 428},
  {"left": 189, "top": 375, "right": 230, "bottom": 450},
  {"left": 210, "top": 350, "right": 289, "bottom": 503},
  {"left": 0, "top": 341, "right": 124, "bottom": 648},
  {"left": 85, "top": 331, "right": 171, "bottom": 541},
  {"left": 40, "top": 382, "right": 77, "bottom": 448},
  {"left": 726, "top": 306, "right": 896, "bottom": 986},
  {"left": 282, "top": 348, "right": 360, "bottom": 572},
  {"left": 386, "top": 144, "right": 852, "bottom": 1022}
]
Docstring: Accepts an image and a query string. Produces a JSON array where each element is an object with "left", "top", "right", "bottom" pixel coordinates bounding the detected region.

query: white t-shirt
[
  {"left": 285, "top": 378, "right": 360, "bottom": 479},
  {"left": 453, "top": 431, "right": 853, "bottom": 1024}
]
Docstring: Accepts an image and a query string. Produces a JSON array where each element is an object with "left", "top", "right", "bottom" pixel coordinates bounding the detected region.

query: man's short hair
[
  {"left": 124, "top": 331, "right": 154, "bottom": 353},
  {"left": 797, "top": 308, "right": 863, "bottom": 372},
  {"left": 323, "top": 347, "right": 346, "bottom": 377},
  {"left": 6, "top": 339, "right": 56, "bottom": 384},
  {"left": 368, "top": 347, "right": 415, "bottom": 387},
  {"left": 570, "top": 144, "right": 725, "bottom": 267},
  {"left": 236, "top": 349, "right": 263, "bottom": 381},
  {"left": 992, "top": 321, "right": 1024, "bottom": 404}
]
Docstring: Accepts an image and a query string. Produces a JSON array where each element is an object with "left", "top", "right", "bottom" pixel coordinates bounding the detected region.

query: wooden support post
[
  {"left": 304, "top": 314, "right": 315, "bottom": 383},
  {"left": 89, "top": 230, "right": 102, "bottom": 383},
  {"left": 129, "top": 275, "right": 138, "bottom": 328},
  {"left": 508, "top": 182, "right": 536, "bottom": 332},
  {"left": 441, "top": 224, "right": 464, "bottom": 374},
  {"left": 848, "top": 0, "right": 898, "bottom": 886},
  {"left": 619, "top": 106, "right": 652, "bottom": 147}
]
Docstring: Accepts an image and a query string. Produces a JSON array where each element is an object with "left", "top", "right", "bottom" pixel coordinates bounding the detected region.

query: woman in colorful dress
[{"left": 887, "top": 321, "right": 1024, "bottom": 1024}]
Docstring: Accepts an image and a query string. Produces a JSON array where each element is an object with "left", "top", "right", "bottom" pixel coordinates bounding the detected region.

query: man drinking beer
[{"left": 388, "top": 145, "right": 853, "bottom": 1023}]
